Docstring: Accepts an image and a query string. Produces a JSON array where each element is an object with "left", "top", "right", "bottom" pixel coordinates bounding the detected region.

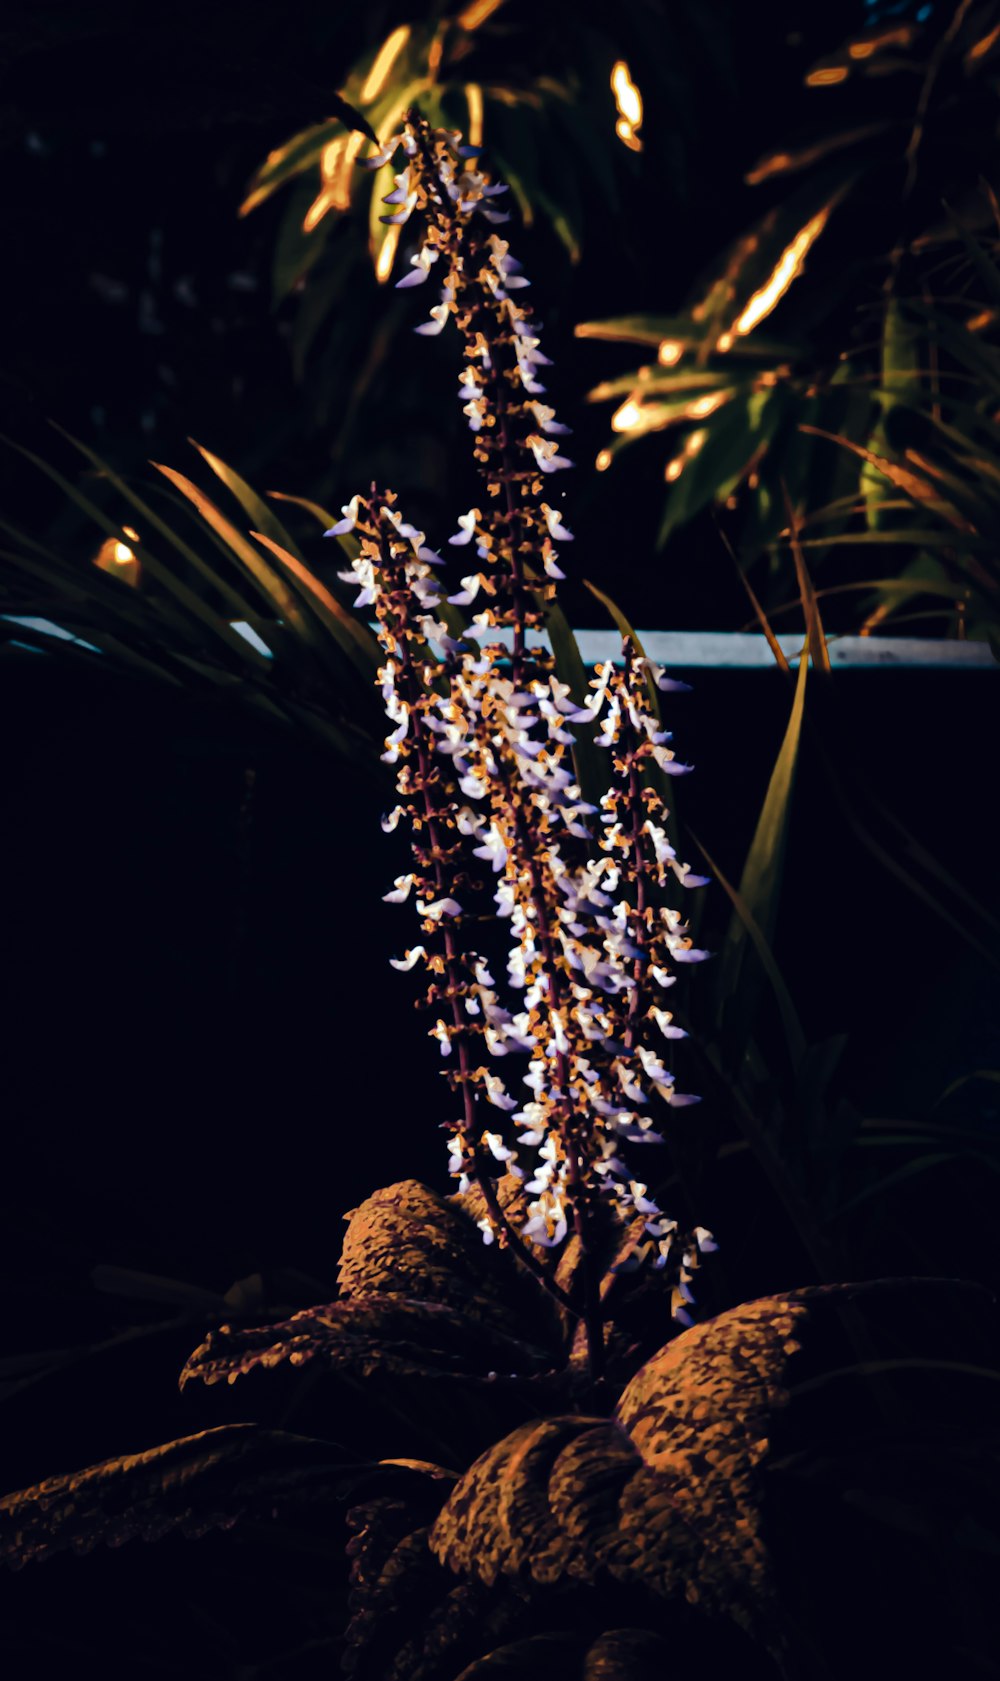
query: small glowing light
[
  {"left": 360, "top": 25, "right": 411, "bottom": 103},
  {"left": 806, "top": 66, "right": 849, "bottom": 86},
  {"left": 849, "top": 40, "right": 877, "bottom": 59},
  {"left": 466, "top": 82, "right": 484, "bottom": 149},
  {"left": 612, "top": 61, "right": 642, "bottom": 126},
  {"left": 318, "top": 129, "right": 366, "bottom": 214},
  {"left": 611, "top": 61, "right": 643, "bottom": 151},
  {"left": 611, "top": 398, "right": 644, "bottom": 433},
  {"left": 376, "top": 222, "right": 401, "bottom": 283},
  {"left": 733, "top": 205, "right": 831, "bottom": 338},
  {"left": 967, "top": 308, "right": 996, "bottom": 331},
  {"left": 970, "top": 23, "right": 1000, "bottom": 60},
  {"left": 657, "top": 339, "right": 683, "bottom": 366},
  {"left": 303, "top": 189, "right": 333, "bottom": 234},
  {"left": 746, "top": 152, "right": 792, "bottom": 185},
  {"left": 458, "top": 0, "right": 505, "bottom": 29},
  {"left": 94, "top": 527, "right": 141, "bottom": 584},
  {"left": 596, "top": 449, "right": 612, "bottom": 472},
  {"left": 685, "top": 429, "right": 707, "bottom": 457},
  {"left": 615, "top": 117, "right": 642, "bottom": 153},
  {"left": 716, "top": 330, "right": 735, "bottom": 352},
  {"left": 664, "top": 457, "right": 684, "bottom": 482},
  {"left": 684, "top": 392, "right": 727, "bottom": 419}
]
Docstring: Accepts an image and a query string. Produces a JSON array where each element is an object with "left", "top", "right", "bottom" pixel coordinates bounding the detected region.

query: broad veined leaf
[
  {"left": 0, "top": 1424, "right": 356, "bottom": 1568},
  {"left": 179, "top": 1294, "right": 553, "bottom": 1392},
  {"left": 338, "top": 1179, "right": 532, "bottom": 1336},
  {"left": 431, "top": 1281, "right": 994, "bottom": 1646}
]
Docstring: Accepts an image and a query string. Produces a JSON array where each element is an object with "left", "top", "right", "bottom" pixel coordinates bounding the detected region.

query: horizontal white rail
[{"left": 3, "top": 615, "right": 995, "bottom": 670}]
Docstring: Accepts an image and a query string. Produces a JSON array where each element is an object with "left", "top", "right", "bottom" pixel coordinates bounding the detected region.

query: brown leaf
[
  {"left": 180, "top": 1293, "right": 552, "bottom": 1391},
  {"left": 0, "top": 1424, "right": 352, "bottom": 1568},
  {"left": 340, "top": 1180, "right": 527, "bottom": 1339}
]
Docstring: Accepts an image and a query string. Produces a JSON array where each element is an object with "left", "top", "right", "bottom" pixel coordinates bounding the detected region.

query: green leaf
[
  {"left": 714, "top": 652, "right": 808, "bottom": 1051},
  {"left": 692, "top": 832, "right": 806, "bottom": 1068},
  {"left": 4, "top": 435, "right": 271, "bottom": 671},
  {"left": 658, "top": 390, "right": 787, "bottom": 546}
]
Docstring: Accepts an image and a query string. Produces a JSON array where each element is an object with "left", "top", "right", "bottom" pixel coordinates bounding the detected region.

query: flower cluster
[{"left": 327, "top": 115, "right": 715, "bottom": 1350}]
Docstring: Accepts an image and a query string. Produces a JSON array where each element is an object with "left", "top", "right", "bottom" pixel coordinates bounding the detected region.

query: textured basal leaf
[
  {"left": 0, "top": 1424, "right": 352, "bottom": 1568},
  {"left": 180, "top": 1294, "right": 551, "bottom": 1391},
  {"left": 345, "top": 1489, "right": 528, "bottom": 1681},
  {"left": 430, "top": 1417, "right": 607, "bottom": 1587},
  {"left": 431, "top": 1292, "right": 816, "bottom": 1636},
  {"left": 340, "top": 1180, "right": 527, "bottom": 1338},
  {"left": 546, "top": 1425, "right": 640, "bottom": 1579},
  {"left": 609, "top": 1293, "right": 811, "bottom": 1626}
]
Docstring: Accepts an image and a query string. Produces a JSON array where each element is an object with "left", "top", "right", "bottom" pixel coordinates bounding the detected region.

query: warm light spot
[
  {"left": 967, "top": 308, "right": 997, "bottom": 331},
  {"left": 612, "top": 61, "right": 642, "bottom": 126},
  {"left": 611, "top": 61, "right": 643, "bottom": 151},
  {"left": 611, "top": 398, "right": 643, "bottom": 432},
  {"left": 360, "top": 25, "right": 411, "bottom": 103},
  {"left": 94, "top": 531, "right": 141, "bottom": 584},
  {"left": 684, "top": 392, "right": 727, "bottom": 419},
  {"left": 428, "top": 34, "right": 444, "bottom": 76},
  {"left": 376, "top": 222, "right": 401, "bottom": 283},
  {"left": 321, "top": 135, "right": 346, "bottom": 182},
  {"left": 319, "top": 128, "right": 365, "bottom": 213},
  {"left": 596, "top": 448, "right": 612, "bottom": 472},
  {"left": 848, "top": 25, "right": 914, "bottom": 59},
  {"left": 745, "top": 153, "right": 792, "bottom": 185},
  {"left": 303, "top": 188, "right": 334, "bottom": 234},
  {"left": 969, "top": 23, "right": 1000, "bottom": 59},
  {"left": 733, "top": 205, "right": 831, "bottom": 338},
  {"left": 664, "top": 457, "right": 684, "bottom": 482},
  {"left": 466, "top": 82, "right": 484, "bottom": 148},
  {"left": 685, "top": 429, "right": 707, "bottom": 456},
  {"left": 458, "top": 0, "right": 505, "bottom": 29},
  {"left": 716, "top": 330, "right": 735, "bottom": 352},
  {"left": 657, "top": 339, "right": 683, "bottom": 366},
  {"left": 806, "top": 66, "right": 849, "bottom": 85}
]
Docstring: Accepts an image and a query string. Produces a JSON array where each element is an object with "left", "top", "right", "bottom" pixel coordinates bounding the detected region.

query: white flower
[
  {"left": 448, "top": 573, "right": 486, "bottom": 605},
  {"left": 389, "top": 946, "right": 426, "bottom": 972},
  {"left": 416, "top": 896, "right": 464, "bottom": 921},
  {"left": 429, "top": 1020, "right": 453, "bottom": 1055},
  {"left": 472, "top": 822, "right": 508, "bottom": 873},
  {"left": 482, "top": 1072, "right": 517, "bottom": 1111},
  {"left": 381, "top": 806, "right": 404, "bottom": 833},
  {"left": 648, "top": 1006, "right": 687, "bottom": 1041},
  {"left": 448, "top": 508, "right": 481, "bottom": 546},
  {"left": 324, "top": 494, "right": 361, "bottom": 536},
  {"left": 382, "top": 873, "right": 415, "bottom": 903},
  {"left": 483, "top": 1130, "right": 515, "bottom": 1162}
]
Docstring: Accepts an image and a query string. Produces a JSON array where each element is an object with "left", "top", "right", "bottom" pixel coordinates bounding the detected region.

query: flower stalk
[{"left": 326, "top": 114, "right": 715, "bottom": 1384}]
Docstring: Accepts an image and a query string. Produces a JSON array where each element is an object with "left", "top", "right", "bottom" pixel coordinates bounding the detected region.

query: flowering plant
[
  {"left": 327, "top": 112, "right": 716, "bottom": 1378},
  {"left": 2, "top": 107, "right": 995, "bottom": 1681}
]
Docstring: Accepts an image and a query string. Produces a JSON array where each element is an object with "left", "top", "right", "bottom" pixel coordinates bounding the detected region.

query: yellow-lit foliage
[
  {"left": 611, "top": 60, "right": 643, "bottom": 152},
  {"left": 732, "top": 206, "right": 831, "bottom": 338}
]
